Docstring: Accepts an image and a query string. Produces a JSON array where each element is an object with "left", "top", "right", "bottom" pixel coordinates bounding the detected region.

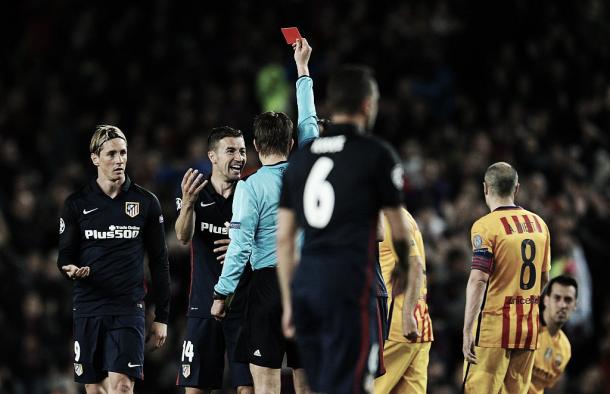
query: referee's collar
[{"left": 324, "top": 123, "right": 362, "bottom": 136}]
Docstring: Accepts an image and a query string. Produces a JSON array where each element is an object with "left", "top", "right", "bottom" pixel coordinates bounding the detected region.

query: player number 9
[{"left": 303, "top": 157, "right": 335, "bottom": 229}]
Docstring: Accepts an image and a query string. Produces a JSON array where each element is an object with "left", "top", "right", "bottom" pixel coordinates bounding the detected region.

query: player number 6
[{"left": 303, "top": 157, "right": 335, "bottom": 229}]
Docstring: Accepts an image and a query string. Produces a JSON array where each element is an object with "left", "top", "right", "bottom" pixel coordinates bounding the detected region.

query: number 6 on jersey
[{"left": 304, "top": 157, "right": 335, "bottom": 228}]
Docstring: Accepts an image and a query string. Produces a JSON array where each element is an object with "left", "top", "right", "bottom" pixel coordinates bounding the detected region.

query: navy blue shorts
[
  {"left": 292, "top": 257, "right": 379, "bottom": 394},
  {"left": 176, "top": 317, "right": 252, "bottom": 389},
  {"left": 72, "top": 315, "right": 145, "bottom": 384}
]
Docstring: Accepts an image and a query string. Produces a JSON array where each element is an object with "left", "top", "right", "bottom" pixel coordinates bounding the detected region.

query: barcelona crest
[{"left": 125, "top": 202, "right": 140, "bottom": 218}]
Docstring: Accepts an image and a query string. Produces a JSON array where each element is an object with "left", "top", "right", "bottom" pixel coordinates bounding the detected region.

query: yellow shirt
[
  {"left": 529, "top": 325, "right": 571, "bottom": 393},
  {"left": 470, "top": 206, "right": 551, "bottom": 349},
  {"left": 379, "top": 209, "right": 433, "bottom": 343}
]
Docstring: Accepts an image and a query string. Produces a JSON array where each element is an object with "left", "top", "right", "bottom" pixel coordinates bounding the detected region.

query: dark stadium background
[{"left": 0, "top": 1, "right": 608, "bottom": 393}]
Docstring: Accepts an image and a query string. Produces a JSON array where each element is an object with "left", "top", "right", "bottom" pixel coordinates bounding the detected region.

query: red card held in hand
[{"left": 281, "top": 27, "right": 302, "bottom": 45}]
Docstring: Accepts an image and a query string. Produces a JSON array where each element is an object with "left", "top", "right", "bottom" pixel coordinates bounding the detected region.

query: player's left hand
[
  {"left": 213, "top": 238, "right": 231, "bottom": 263},
  {"left": 147, "top": 322, "right": 167, "bottom": 351},
  {"left": 463, "top": 332, "right": 477, "bottom": 364},
  {"left": 402, "top": 312, "right": 420, "bottom": 341},
  {"left": 62, "top": 264, "right": 90, "bottom": 280},
  {"left": 282, "top": 303, "right": 295, "bottom": 339},
  {"left": 211, "top": 299, "right": 226, "bottom": 321}
]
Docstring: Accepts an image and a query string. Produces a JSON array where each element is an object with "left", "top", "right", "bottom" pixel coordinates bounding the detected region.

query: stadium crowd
[{"left": 0, "top": 1, "right": 608, "bottom": 393}]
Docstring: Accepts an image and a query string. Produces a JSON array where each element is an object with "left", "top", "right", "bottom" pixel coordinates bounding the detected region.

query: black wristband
[{"left": 213, "top": 291, "right": 227, "bottom": 300}]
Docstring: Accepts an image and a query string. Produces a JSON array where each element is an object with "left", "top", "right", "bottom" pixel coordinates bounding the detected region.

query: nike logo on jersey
[
  {"left": 201, "top": 202, "right": 216, "bottom": 207},
  {"left": 83, "top": 208, "right": 99, "bottom": 215},
  {"left": 127, "top": 362, "right": 141, "bottom": 368},
  {"left": 253, "top": 349, "right": 262, "bottom": 357}
]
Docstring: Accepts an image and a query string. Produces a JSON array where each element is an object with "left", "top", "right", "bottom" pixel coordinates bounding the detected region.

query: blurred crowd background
[{"left": 0, "top": 1, "right": 609, "bottom": 393}]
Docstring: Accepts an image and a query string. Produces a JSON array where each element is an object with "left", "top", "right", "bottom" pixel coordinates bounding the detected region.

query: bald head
[{"left": 484, "top": 162, "right": 518, "bottom": 197}]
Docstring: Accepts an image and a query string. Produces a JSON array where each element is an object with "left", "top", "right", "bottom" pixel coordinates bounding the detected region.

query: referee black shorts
[{"left": 237, "top": 267, "right": 301, "bottom": 369}]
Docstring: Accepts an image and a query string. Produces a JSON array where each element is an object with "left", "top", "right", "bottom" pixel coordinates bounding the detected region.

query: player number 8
[
  {"left": 304, "top": 157, "right": 335, "bottom": 229},
  {"left": 519, "top": 239, "right": 536, "bottom": 290}
]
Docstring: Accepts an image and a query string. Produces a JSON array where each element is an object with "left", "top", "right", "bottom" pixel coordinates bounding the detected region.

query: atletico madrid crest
[
  {"left": 125, "top": 202, "right": 140, "bottom": 218},
  {"left": 182, "top": 364, "right": 191, "bottom": 378}
]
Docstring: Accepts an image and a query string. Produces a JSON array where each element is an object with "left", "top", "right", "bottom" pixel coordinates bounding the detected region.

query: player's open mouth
[{"left": 229, "top": 164, "right": 242, "bottom": 172}]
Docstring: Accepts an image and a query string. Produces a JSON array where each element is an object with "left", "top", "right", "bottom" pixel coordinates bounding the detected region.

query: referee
[{"left": 57, "top": 125, "right": 170, "bottom": 394}]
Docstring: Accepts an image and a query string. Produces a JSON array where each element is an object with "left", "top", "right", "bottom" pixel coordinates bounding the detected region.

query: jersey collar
[
  {"left": 90, "top": 175, "right": 132, "bottom": 195},
  {"left": 493, "top": 205, "right": 522, "bottom": 212},
  {"left": 324, "top": 123, "right": 361, "bottom": 136},
  {"left": 204, "top": 176, "right": 235, "bottom": 202},
  {"left": 265, "top": 160, "right": 288, "bottom": 167}
]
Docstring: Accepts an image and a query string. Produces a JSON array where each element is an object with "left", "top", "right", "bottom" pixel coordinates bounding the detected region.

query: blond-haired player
[
  {"left": 462, "top": 162, "right": 550, "bottom": 393},
  {"left": 375, "top": 208, "right": 433, "bottom": 393}
]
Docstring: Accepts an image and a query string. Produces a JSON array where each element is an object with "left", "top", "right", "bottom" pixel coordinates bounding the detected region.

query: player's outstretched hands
[
  {"left": 463, "top": 331, "right": 477, "bottom": 364},
  {"left": 147, "top": 322, "right": 167, "bottom": 351},
  {"left": 293, "top": 38, "right": 312, "bottom": 77},
  {"left": 402, "top": 309, "right": 420, "bottom": 341},
  {"left": 181, "top": 168, "right": 206, "bottom": 207},
  {"left": 62, "top": 264, "right": 90, "bottom": 280}
]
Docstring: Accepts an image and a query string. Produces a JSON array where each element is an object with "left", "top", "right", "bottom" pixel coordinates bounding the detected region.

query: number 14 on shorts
[{"left": 182, "top": 340, "right": 194, "bottom": 362}]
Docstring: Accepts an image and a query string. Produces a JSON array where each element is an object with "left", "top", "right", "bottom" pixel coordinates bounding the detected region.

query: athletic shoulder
[
  {"left": 64, "top": 184, "right": 90, "bottom": 205},
  {"left": 524, "top": 208, "right": 549, "bottom": 230},
  {"left": 132, "top": 182, "right": 161, "bottom": 204}
]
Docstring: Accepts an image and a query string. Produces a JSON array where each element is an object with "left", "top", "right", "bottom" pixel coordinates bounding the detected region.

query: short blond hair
[{"left": 89, "top": 125, "right": 127, "bottom": 154}]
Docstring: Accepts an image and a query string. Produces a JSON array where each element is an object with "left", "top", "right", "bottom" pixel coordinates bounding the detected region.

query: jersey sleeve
[
  {"left": 144, "top": 193, "right": 171, "bottom": 323},
  {"left": 542, "top": 222, "right": 551, "bottom": 272},
  {"left": 374, "top": 141, "right": 404, "bottom": 208},
  {"left": 215, "top": 180, "right": 258, "bottom": 295},
  {"left": 296, "top": 76, "right": 319, "bottom": 147},
  {"left": 57, "top": 198, "right": 80, "bottom": 280},
  {"left": 470, "top": 220, "right": 494, "bottom": 274}
]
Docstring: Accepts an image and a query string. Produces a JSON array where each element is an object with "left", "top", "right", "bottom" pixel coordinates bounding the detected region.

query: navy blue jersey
[
  {"left": 176, "top": 179, "right": 250, "bottom": 318},
  {"left": 57, "top": 176, "right": 170, "bottom": 323},
  {"left": 280, "top": 124, "right": 404, "bottom": 260}
]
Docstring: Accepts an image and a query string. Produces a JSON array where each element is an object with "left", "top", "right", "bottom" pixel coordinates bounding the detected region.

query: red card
[{"left": 281, "top": 27, "right": 302, "bottom": 45}]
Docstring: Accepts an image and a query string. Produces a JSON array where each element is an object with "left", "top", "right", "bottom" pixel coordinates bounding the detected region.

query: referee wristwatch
[{"left": 213, "top": 290, "right": 228, "bottom": 301}]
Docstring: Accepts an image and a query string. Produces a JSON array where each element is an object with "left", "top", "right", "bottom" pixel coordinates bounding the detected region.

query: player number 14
[
  {"left": 304, "top": 157, "right": 335, "bottom": 229},
  {"left": 181, "top": 340, "right": 194, "bottom": 363}
]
